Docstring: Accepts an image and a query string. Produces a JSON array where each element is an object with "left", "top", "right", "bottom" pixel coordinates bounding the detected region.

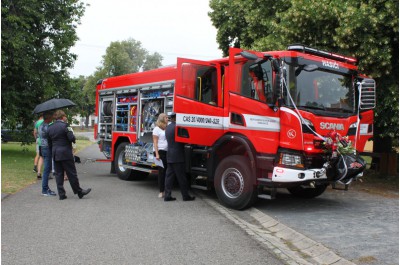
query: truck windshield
[{"left": 284, "top": 64, "right": 355, "bottom": 114}]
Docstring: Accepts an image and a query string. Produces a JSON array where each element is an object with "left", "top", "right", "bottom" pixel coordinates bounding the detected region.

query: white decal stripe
[
  {"left": 229, "top": 125, "right": 280, "bottom": 132},
  {"left": 241, "top": 114, "right": 280, "bottom": 132},
  {"left": 176, "top": 113, "right": 281, "bottom": 132},
  {"left": 280, "top": 107, "right": 301, "bottom": 124},
  {"left": 176, "top": 113, "right": 224, "bottom": 129}
]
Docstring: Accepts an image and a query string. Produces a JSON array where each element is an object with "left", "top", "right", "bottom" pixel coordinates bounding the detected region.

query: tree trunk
[
  {"left": 85, "top": 115, "right": 89, "bottom": 128},
  {"left": 372, "top": 135, "right": 395, "bottom": 176}
]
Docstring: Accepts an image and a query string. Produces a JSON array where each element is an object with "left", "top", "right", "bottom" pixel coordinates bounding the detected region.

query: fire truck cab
[{"left": 95, "top": 45, "right": 375, "bottom": 209}]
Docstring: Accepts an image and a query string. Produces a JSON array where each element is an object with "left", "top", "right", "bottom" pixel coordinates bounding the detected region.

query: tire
[
  {"left": 287, "top": 184, "right": 328, "bottom": 199},
  {"left": 114, "top": 142, "right": 148, "bottom": 181},
  {"left": 214, "top": 155, "right": 257, "bottom": 210}
]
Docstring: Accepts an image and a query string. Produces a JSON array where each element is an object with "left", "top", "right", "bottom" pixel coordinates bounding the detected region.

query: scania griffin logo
[{"left": 320, "top": 122, "right": 344, "bottom": 130}]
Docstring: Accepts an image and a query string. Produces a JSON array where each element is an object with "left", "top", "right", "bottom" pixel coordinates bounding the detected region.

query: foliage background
[
  {"left": 1, "top": 1, "right": 163, "bottom": 136},
  {"left": 1, "top": 0, "right": 86, "bottom": 130},
  {"left": 209, "top": 0, "right": 399, "bottom": 151}
]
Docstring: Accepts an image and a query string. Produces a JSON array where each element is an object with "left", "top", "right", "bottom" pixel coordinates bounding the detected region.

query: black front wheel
[{"left": 214, "top": 155, "right": 257, "bottom": 210}]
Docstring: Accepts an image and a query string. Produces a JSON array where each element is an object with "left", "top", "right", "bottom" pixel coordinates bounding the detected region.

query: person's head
[
  {"left": 156, "top": 113, "right": 168, "bottom": 129},
  {"left": 169, "top": 112, "right": 176, "bottom": 122},
  {"left": 54, "top": 110, "right": 67, "bottom": 122},
  {"left": 43, "top": 111, "right": 54, "bottom": 122}
]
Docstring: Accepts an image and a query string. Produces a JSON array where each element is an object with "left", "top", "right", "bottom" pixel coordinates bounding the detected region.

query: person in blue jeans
[{"left": 38, "top": 112, "right": 57, "bottom": 196}]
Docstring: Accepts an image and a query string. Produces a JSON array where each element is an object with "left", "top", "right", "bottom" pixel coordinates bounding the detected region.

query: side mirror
[
  {"left": 271, "top": 59, "right": 282, "bottom": 104},
  {"left": 295, "top": 64, "right": 318, "bottom": 76},
  {"left": 272, "top": 59, "right": 280, "bottom": 73},
  {"left": 240, "top": 51, "right": 259, "bottom": 61},
  {"left": 359, "top": 78, "right": 376, "bottom": 109},
  {"left": 304, "top": 64, "right": 318, "bottom": 72}
]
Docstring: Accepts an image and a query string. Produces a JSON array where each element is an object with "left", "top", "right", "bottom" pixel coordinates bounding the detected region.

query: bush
[{"left": 1, "top": 129, "right": 35, "bottom": 143}]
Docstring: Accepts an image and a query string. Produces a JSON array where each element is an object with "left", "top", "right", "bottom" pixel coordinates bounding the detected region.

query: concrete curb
[
  {"left": 201, "top": 197, "right": 356, "bottom": 265},
  {"left": 1, "top": 193, "right": 11, "bottom": 201}
]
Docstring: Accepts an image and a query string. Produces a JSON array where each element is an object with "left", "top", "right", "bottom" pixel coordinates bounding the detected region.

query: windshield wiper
[
  {"left": 297, "top": 105, "right": 326, "bottom": 111},
  {"left": 325, "top": 107, "right": 353, "bottom": 113}
]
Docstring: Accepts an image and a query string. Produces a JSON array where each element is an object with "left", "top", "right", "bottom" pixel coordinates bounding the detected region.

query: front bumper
[{"left": 271, "top": 166, "right": 327, "bottom": 183}]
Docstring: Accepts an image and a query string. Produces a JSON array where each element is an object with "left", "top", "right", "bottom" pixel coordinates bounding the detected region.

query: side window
[
  {"left": 241, "top": 61, "right": 274, "bottom": 104},
  {"left": 180, "top": 63, "right": 218, "bottom": 106}
]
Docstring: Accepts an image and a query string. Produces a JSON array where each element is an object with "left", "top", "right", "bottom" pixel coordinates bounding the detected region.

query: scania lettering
[
  {"left": 320, "top": 122, "right": 345, "bottom": 131},
  {"left": 94, "top": 44, "right": 375, "bottom": 210}
]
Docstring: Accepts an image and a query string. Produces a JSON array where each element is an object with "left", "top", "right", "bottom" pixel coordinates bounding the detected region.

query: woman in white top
[{"left": 153, "top": 113, "right": 169, "bottom": 198}]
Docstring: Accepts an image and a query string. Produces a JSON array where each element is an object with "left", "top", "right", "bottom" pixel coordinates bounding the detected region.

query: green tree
[
  {"left": 143, "top": 52, "right": 163, "bottom": 71},
  {"left": 83, "top": 38, "right": 163, "bottom": 104},
  {"left": 102, "top": 39, "right": 148, "bottom": 76},
  {"left": 208, "top": 0, "right": 291, "bottom": 56},
  {"left": 1, "top": 0, "right": 86, "bottom": 130},
  {"left": 209, "top": 0, "right": 398, "bottom": 151},
  {"left": 67, "top": 75, "right": 95, "bottom": 128}
]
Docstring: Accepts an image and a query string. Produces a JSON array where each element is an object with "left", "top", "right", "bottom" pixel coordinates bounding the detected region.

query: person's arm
[
  {"left": 153, "top": 134, "right": 160, "bottom": 160},
  {"left": 65, "top": 124, "right": 76, "bottom": 144},
  {"left": 33, "top": 122, "right": 38, "bottom": 138}
]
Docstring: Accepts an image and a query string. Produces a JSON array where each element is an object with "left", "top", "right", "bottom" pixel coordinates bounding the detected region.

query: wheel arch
[
  {"left": 210, "top": 133, "right": 257, "bottom": 184},
  {"left": 112, "top": 136, "right": 131, "bottom": 161}
]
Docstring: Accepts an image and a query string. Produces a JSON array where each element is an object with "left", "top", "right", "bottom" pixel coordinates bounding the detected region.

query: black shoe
[
  {"left": 78, "top": 188, "right": 91, "bottom": 199},
  {"left": 164, "top": 196, "right": 176, "bottom": 202},
  {"left": 33, "top": 166, "right": 38, "bottom": 173},
  {"left": 59, "top": 195, "right": 67, "bottom": 200},
  {"left": 37, "top": 174, "right": 42, "bottom": 179},
  {"left": 183, "top": 196, "right": 195, "bottom": 201}
]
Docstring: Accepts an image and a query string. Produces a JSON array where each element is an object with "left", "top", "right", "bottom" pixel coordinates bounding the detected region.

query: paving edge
[
  {"left": 202, "top": 198, "right": 356, "bottom": 265},
  {"left": 1, "top": 193, "right": 11, "bottom": 201}
]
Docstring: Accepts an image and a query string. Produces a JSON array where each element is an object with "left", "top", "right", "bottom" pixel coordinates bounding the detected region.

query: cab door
[{"left": 174, "top": 58, "right": 225, "bottom": 146}]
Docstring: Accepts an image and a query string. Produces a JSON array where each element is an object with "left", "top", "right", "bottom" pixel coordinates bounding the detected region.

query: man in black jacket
[
  {"left": 164, "top": 112, "right": 195, "bottom": 202},
  {"left": 48, "top": 110, "right": 91, "bottom": 200}
]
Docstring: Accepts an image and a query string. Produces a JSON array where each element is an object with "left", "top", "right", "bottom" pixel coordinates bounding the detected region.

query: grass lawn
[{"left": 1, "top": 139, "right": 93, "bottom": 194}]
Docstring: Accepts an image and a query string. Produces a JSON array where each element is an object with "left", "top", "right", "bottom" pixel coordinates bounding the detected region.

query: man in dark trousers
[
  {"left": 164, "top": 112, "right": 195, "bottom": 202},
  {"left": 48, "top": 110, "right": 91, "bottom": 200}
]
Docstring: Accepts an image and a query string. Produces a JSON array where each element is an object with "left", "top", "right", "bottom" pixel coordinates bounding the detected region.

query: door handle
[{"left": 177, "top": 127, "right": 190, "bottom": 138}]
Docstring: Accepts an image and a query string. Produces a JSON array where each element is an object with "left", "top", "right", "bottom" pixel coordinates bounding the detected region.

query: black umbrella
[{"left": 33, "top": 98, "right": 76, "bottom": 114}]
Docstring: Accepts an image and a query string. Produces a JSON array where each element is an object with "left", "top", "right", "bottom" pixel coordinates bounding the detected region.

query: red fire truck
[{"left": 94, "top": 44, "right": 375, "bottom": 209}]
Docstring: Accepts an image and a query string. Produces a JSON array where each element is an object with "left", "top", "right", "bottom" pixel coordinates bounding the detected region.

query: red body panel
[
  {"left": 279, "top": 107, "right": 304, "bottom": 150},
  {"left": 228, "top": 93, "right": 280, "bottom": 154},
  {"left": 100, "top": 67, "right": 177, "bottom": 90}
]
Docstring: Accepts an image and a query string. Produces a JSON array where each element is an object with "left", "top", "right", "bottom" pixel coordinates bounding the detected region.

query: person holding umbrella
[{"left": 47, "top": 110, "right": 91, "bottom": 200}]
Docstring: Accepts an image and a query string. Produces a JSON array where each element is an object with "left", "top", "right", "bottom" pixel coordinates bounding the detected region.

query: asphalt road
[
  {"left": 2, "top": 138, "right": 398, "bottom": 265},
  {"left": 252, "top": 186, "right": 399, "bottom": 265},
  {"left": 1, "top": 144, "right": 285, "bottom": 265}
]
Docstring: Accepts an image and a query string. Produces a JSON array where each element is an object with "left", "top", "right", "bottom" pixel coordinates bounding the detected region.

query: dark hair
[{"left": 43, "top": 112, "right": 54, "bottom": 120}]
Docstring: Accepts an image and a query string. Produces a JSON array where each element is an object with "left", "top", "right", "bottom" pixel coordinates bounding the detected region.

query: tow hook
[
  {"left": 316, "top": 168, "right": 326, "bottom": 178},
  {"left": 316, "top": 163, "right": 329, "bottom": 178}
]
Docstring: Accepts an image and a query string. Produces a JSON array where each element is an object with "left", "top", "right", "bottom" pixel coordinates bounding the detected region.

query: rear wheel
[
  {"left": 287, "top": 184, "right": 328, "bottom": 198},
  {"left": 114, "top": 143, "right": 148, "bottom": 180},
  {"left": 214, "top": 155, "right": 257, "bottom": 210}
]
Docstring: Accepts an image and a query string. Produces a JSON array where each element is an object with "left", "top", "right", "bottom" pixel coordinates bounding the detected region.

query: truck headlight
[{"left": 279, "top": 152, "right": 304, "bottom": 168}]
